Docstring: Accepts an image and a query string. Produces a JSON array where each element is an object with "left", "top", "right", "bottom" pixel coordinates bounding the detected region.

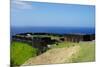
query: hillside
[
  {"left": 23, "top": 45, "right": 80, "bottom": 65},
  {"left": 11, "top": 42, "right": 38, "bottom": 67},
  {"left": 22, "top": 41, "right": 95, "bottom": 65}
]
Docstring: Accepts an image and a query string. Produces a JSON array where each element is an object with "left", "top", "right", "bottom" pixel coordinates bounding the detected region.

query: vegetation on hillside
[
  {"left": 10, "top": 36, "right": 95, "bottom": 66},
  {"left": 10, "top": 42, "right": 38, "bottom": 67},
  {"left": 53, "top": 42, "right": 78, "bottom": 48},
  {"left": 71, "top": 42, "right": 95, "bottom": 63},
  {"left": 53, "top": 41, "right": 95, "bottom": 63}
]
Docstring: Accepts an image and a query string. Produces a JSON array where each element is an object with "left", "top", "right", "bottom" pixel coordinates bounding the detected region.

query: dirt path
[{"left": 22, "top": 45, "right": 80, "bottom": 65}]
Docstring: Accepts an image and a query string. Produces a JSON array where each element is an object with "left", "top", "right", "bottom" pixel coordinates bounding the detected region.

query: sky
[{"left": 11, "top": 0, "right": 95, "bottom": 28}]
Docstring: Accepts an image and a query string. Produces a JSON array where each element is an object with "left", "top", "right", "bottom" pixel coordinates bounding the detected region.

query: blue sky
[{"left": 11, "top": 1, "right": 95, "bottom": 28}]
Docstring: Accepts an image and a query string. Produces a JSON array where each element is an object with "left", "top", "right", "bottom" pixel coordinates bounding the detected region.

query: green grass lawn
[
  {"left": 53, "top": 41, "right": 95, "bottom": 63},
  {"left": 53, "top": 42, "right": 78, "bottom": 48},
  {"left": 11, "top": 41, "right": 38, "bottom": 66},
  {"left": 71, "top": 42, "right": 95, "bottom": 63}
]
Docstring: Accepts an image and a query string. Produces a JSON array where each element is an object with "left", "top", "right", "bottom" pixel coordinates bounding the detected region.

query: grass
[
  {"left": 11, "top": 41, "right": 38, "bottom": 66},
  {"left": 71, "top": 42, "right": 95, "bottom": 63},
  {"left": 53, "top": 42, "right": 78, "bottom": 48},
  {"left": 16, "top": 34, "right": 61, "bottom": 40},
  {"left": 11, "top": 40, "right": 95, "bottom": 66},
  {"left": 32, "top": 35, "right": 61, "bottom": 40},
  {"left": 53, "top": 41, "right": 95, "bottom": 63}
]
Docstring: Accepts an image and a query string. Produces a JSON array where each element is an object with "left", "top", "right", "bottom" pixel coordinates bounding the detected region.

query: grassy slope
[
  {"left": 22, "top": 41, "right": 95, "bottom": 65},
  {"left": 54, "top": 42, "right": 77, "bottom": 48},
  {"left": 11, "top": 40, "right": 95, "bottom": 66},
  {"left": 23, "top": 46, "right": 79, "bottom": 65},
  {"left": 11, "top": 42, "right": 37, "bottom": 66},
  {"left": 53, "top": 41, "right": 95, "bottom": 63},
  {"left": 71, "top": 42, "right": 95, "bottom": 63}
]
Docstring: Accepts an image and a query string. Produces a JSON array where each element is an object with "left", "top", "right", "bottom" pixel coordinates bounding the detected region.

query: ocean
[{"left": 11, "top": 27, "right": 95, "bottom": 35}]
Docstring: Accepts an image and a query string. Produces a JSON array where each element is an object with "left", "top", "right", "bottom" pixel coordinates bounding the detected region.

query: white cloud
[
  {"left": 11, "top": 0, "right": 33, "bottom": 9},
  {"left": 23, "top": 0, "right": 95, "bottom": 5}
]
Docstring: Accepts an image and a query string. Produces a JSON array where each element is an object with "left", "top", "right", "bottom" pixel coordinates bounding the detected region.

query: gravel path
[{"left": 22, "top": 45, "right": 80, "bottom": 65}]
